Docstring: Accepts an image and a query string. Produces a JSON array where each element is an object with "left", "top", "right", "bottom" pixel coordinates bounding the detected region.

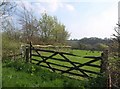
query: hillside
[{"left": 67, "top": 37, "right": 111, "bottom": 50}]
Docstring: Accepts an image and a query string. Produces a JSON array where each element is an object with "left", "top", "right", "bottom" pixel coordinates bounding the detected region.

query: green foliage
[
  {"left": 2, "top": 32, "right": 21, "bottom": 59},
  {"left": 87, "top": 75, "right": 107, "bottom": 89},
  {"left": 109, "top": 57, "right": 120, "bottom": 88},
  {"left": 95, "top": 43, "right": 108, "bottom": 51},
  {"left": 68, "top": 37, "right": 111, "bottom": 50},
  {"left": 39, "top": 13, "right": 70, "bottom": 45}
]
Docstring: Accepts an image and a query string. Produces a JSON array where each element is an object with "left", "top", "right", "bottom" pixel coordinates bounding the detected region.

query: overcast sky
[{"left": 14, "top": 0, "right": 119, "bottom": 39}]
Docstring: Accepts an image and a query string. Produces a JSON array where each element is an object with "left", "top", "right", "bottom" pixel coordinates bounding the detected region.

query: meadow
[
  {"left": 2, "top": 49, "right": 105, "bottom": 88},
  {"left": 31, "top": 49, "right": 102, "bottom": 78}
]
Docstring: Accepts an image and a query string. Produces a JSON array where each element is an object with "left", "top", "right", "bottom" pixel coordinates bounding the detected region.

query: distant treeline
[{"left": 67, "top": 37, "right": 112, "bottom": 51}]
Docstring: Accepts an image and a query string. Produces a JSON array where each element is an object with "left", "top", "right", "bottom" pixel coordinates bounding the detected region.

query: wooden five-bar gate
[{"left": 25, "top": 42, "right": 108, "bottom": 78}]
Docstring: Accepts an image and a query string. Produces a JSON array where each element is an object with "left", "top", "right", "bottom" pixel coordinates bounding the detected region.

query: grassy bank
[
  {"left": 2, "top": 60, "right": 88, "bottom": 88},
  {"left": 2, "top": 60, "right": 106, "bottom": 88}
]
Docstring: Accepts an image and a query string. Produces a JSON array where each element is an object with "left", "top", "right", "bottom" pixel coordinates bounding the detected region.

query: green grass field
[
  {"left": 2, "top": 60, "right": 106, "bottom": 88},
  {"left": 2, "top": 60, "right": 89, "bottom": 87},
  {"left": 2, "top": 49, "right": 105, "bottom": 88},
  {"left": 31, "top": 49, "right": 102, "bottom": 78}
]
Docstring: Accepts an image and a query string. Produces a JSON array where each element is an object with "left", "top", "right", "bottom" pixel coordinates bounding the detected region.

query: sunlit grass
[
  {"left": 2, "top": 61, "right": 88, "bottom": 87},
  {"left": 31, "top": 49, "right": 102, "bottom": 78}
]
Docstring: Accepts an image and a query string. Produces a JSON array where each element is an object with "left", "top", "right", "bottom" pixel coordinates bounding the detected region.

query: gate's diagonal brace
[
  {"left": 78, "top": 58, "right": 100, "bottom": 67},
  {"left": 63, "top": 58, "right": 100, "bottom": 73},
  {"left": 36, "top": 52, "right": 58, "bottom": 65},
  {"left": 59, "top": 53, "right": 89, "bottom": 77},
  {"left": 36, "top": 52, "right": 58, "bottom": 72}
]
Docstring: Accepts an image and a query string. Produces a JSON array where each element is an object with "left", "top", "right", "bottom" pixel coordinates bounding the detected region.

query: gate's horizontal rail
[
  {"left": 31, "top": 54, "right": 101, "bottom": 68},
  {"left": 84, "top": 56, "right": 102, "bottom": 59},
  {"left": 31, "top": 54, "right": 82, "bottom": 63},
  {"left": 36, "top": 64, "right": 90, "bottom": 78},
  {"left": 31, "top": 59, "right": 101, "bottom": 75},
  {"left": 85, "top": 64, "right": 100, "bottom": 68},
  {"left": 31, "top": 48, "right": 81, "bottom": 57}
]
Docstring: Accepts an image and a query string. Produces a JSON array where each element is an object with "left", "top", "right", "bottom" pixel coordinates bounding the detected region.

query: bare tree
[
  {"left": 18, "top": 2, "right": 39, "bottom": 43},
  {"left": 0, "top": 0, "right": 16, "bottom": 17},
  {"left": 0, "top": 0, "right": 17, "bottom": 31}
]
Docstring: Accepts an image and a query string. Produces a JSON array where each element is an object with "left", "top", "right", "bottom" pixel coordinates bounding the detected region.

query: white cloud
[
  {"left": 47, "top": 0, "right": 60, "bottom": 12},
  {"left": 16, "top": 1, "right": 46, "bottom": 15},
  {"left": 33, "top": 0, "right": 75, "bottom": 12},
  {"left": 83, "top": 3, "right": 118, "bottom": 38},
  {"left": 118, "top": 1, "right": 120, "bottom": 21},
  {"left": 57, "top": 0, "right": 119, "bottom": 2},
  {"left": 34, "top": 0, "right": 117, "bottom": 2},
  {"left": 34, "top": 0, "right": 62, "bottom": 12},
  {"left": 16, "top": 0, "right": 33, "bottom": 11},
  {"left": 68, "top": 2, "right": 118, "bottom": 39},
  {"left": 65, "top": 4, "right": 75, "bottom": 11},
  {"left": 32, "top": 3, "right": 47, "bottom": 14},
  {"left": 15, "top": 0, "right": 75, "bottom": 13}
]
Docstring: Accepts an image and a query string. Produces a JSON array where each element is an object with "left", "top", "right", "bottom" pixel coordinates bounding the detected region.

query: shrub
[
  {"left": 2, "top": 33, "right": 21, "bottom": 60},
  {"left": 87, "top": 75, "right": 107, "bottom": 88}
]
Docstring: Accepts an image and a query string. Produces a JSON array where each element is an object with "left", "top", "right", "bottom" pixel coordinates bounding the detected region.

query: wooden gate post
[
  {"left": 100, "top": 50, "right": 111, "bottom": 89},
  {"left": 29, "top": 42, "right": 32, "bottom": 63},
  {"left": 100, "top": 50, "right": 109, "bottom": 73},
  {"left": 25, "top": 46, "right": 29, "bottom": 63}
]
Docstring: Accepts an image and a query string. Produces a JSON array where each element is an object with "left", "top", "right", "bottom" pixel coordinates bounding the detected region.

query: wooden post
[
  {"left": 25, "top": 46, "right": 29, "bottom": 63},
  {"left": 100, "top": 50, "right": 111, "bottom": 89},
  {"left": 100, "top": 50, "right": 109, "bottom": 73},
  {"left": 30, "top": 42, "right": 32, "bottom": 63}
]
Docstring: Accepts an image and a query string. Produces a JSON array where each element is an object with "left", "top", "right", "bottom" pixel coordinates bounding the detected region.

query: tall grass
[{"left": 2, "top": 60, "right": 89, "bottom": 88}]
